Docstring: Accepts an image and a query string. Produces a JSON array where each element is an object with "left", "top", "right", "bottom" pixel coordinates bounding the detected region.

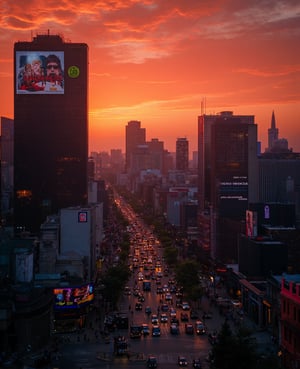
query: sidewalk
[{"left": 198, "top": 286, "right": 278, "bottom": 357}]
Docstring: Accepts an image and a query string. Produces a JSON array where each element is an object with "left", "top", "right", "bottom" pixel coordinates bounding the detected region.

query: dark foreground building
[{"left": 14, "top": 33, "right": 88, "bottom": 232}]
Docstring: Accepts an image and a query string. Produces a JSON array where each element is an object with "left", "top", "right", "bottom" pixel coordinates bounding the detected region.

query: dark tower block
[{"left": 14, "top": 34, "right": 88, "bottom": 232}]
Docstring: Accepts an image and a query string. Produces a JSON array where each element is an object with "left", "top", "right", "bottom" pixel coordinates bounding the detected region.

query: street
[{"left": 51, "top": 195, "right": 276, "bottom": 369}]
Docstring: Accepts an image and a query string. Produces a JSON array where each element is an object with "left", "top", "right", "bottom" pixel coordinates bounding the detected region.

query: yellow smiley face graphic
[{"left": 68, "top": 66, "right": 80, "bottom": 78}]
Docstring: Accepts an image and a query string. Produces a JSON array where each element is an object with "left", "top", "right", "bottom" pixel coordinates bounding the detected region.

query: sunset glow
[{"left": 1, "top": 0, "right": 299, "bottom": 154}]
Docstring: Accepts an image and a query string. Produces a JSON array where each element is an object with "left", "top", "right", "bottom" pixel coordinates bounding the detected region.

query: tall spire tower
[{"left": 268, "top": 110, "right": 279, "bottom": 151}]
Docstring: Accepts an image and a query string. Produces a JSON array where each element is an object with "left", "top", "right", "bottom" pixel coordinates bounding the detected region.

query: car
[
  {"left": 176, "top": 299, "right": 182, "bottom": 307},
  {"left": 181, "top": 301, "right": 190, "bottom": 310},
  {"left": 162, "top": 284, "right": 169, "bottom": 292},
  {"left": 170, "top": 285, "right": 177, "bottom": 293},
  {"left": 145, "top": 306, "right": 152, "bottom": 315},
  {"left": 190, "top": 309, "right": 199, "bottom": 319},
  {"left": 208, "top": 331, "right": 218, "bottom": 344},
  {"left": 147, "top": 356, "right": 158, "bottom": 368},
  {"left": 135, "top": 302, "right": 143, "bottom": 311},
  {"left": 138, "top": 294, "right": 145, "bottom": 302},
  {"left": 170, "top": 323, "right": 179, "bottom": 335},
  {"left": 195, "top": 320, "right": 206, "bottom": 335},
  {"left": 202, "top": 312, "right": 213, "bottom": 319},
  {"left": 133, "top": 287, "right": 140, "bottom": 296},
  {"left": 180, "top": 312, "right": 189, "bottom": 322},
  {"left": 178, "top": 356, "right": 188, "bottom": 366},
  {"left": 130, "top": 325, "right": 142, "bottom": 339},
  {"left": 165, "top": 293, "right": 172, "bottom": 301},
  {"left": 151, "top": 314, "right": 159, "bottom": 324},
  {"left": 192, "top": 358, "right": 202, "bottom": 368},
  {"left": 142, "top": 323, "right": 150, "bottom": 335},
  {"left": 161, "top": 303, "right": 169, "bottom": 312},
  {"left": 170, "top": 308, "right": 177, "bottom": 318},
  {"left": 156, "top": 287, "right": 163, "bottom": 294},
  {"left": 152, "top": 325, "right": 161, "bottom": 337},
  {"left": 185, "top": 323, "right": 194, "bottom": 335},
  {"left": 160, "top": 313, "right": 168, "bottom": 323},
  {"left": 171, "top": 317, "right": 179, "bottom": 325},
  {"left": 124, "top": 286, "right": 131, "bottom": 295}
]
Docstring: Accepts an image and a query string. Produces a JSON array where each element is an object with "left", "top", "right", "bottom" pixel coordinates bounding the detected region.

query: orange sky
[{"left": 1, "top": 0, "right": 300, "bottom": 154}]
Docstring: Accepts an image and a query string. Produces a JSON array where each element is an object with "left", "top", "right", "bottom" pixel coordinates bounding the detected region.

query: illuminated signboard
[
  {"left": 78, "top": 211, "right": 87, "bottom": 223},
  {"left": 16, "top": 51, "right": 64, "bottom": 94},
  {"left": 53, "top": 283, "right": 94, "bottom": 309}
]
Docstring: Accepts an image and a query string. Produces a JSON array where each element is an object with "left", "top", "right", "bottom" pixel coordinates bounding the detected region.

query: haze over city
[{"left": 1, "top": 0, "right": 299, "bottom": 153}]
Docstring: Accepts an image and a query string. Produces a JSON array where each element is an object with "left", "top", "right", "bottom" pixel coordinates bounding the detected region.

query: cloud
[
  {"left": 1, "top": 0, "right": 299, "bottom": 63},
  {"left": 235, "top": 64, "right": 300, "bottom": 77}
]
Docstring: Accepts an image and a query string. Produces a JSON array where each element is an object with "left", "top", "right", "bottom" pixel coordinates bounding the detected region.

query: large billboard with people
[
  {"left": 16, "top": 51, "right": 64, "bottom": 94},
  {"left": 53, "top": 283, "right": 94, "bottom": 309}
]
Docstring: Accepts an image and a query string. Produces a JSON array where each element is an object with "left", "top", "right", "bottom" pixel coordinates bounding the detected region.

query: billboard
[
  {"left": 246, "top": 210, "right": 257, "bottom": 237},
  {"left": 54, "top": 283, "right": 94, "bottom": 309},
  {"left": 16, "top": 51, "right": 64, "bottom": 94}
]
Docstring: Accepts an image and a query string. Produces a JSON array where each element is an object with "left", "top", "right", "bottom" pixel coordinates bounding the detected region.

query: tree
[
  {"left": 102, "top": 264, "right": 130, "bottom": 309},
  {"left": 210, "top": 321, "right": 259, "bottom": 369},
  {"left": 163, "top": 246, "right": 178, "bottom": 266},
  {"left": 175, "top": 260, "right": 202, "bottom": 302},
  {"left": 210, "top": 320, "right": 236, "bottom": 369}
]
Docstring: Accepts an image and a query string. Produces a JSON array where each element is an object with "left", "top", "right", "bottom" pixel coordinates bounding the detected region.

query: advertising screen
[
  {"left": 16, "top": 51, "right": 64, "bottom": 94},
  {"left": 53, "top": 283, "right": 94, "bottom": 309}
]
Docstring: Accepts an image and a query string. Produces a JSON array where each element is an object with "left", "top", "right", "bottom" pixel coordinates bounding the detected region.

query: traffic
[{"left": 110, "top": 194, "right": 210, "bottom": 368}]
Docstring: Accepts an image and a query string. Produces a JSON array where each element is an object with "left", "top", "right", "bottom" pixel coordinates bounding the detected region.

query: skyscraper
[
  {"left": 266, "top": 111, "right": 290, "bottom": 153},
  {"left": 125, "top": 120, "right": 146, "bottom": 172},
  {"left": 197, "top": 111, "right": 258, "bottom": 260},
  {"left": 176, "top": 137, "right": 189, "bottom": 171},
  {"left": 268, "top": 111, "right": 278, "bottom": 151},
  {"left": 1, "top": 117, "right": 14, "bottom": 221},
  {"left": 14, "top": 33, "right": 88, "bottom": 232}
]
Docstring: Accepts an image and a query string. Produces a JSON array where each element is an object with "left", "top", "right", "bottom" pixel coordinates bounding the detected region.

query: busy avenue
[{"left": 54, "top": 193, "right": 273, "bottom": 369}]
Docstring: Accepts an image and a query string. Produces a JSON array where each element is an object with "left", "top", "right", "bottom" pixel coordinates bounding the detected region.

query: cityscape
[{"left": 0, "top": 2, "right": 300, "bottom": 369}]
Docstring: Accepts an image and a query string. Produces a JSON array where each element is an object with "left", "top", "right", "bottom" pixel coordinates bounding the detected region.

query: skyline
[{"left": 1, "top": 0, "right": 300, "bottom": 154}]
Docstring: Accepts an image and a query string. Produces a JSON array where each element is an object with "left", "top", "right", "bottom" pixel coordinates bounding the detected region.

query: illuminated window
[{"left": 16, "top": 190, "right": 32, "bottom": 199}]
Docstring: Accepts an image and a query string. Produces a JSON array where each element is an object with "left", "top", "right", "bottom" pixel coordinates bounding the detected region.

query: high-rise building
[
  {"left": 1, "top": 117, "right": 14, "bottom": 222},
  {"left": 268, "top": 110, "right": 278, "bottom": 151},
  {"left": 14, "top": 33, "right": 88, "bottom": 232},
  {"left": 125, "top": 120, "right": 146, "bottom": 172},
  {"left": 176, "top": 137, "right": 189, "bottom": 171},
  {"left": 197, "top": 111, "right": 258, "bottom": 261},
  {"left": 147, "top": 138, "right": 165, "bottom": 173},
  {"left": 266, "top": 111, "right": 290, "bottom": 153}
]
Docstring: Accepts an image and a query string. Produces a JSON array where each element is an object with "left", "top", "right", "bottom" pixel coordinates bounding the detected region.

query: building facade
[
  {"left": 125, "top": 120, "right": 146, "bottom": 172},
  {"left": 14, "top": 33, "right": 88, "bottom": 232},
  {"left": 0, "top": 117, "right": 14, "bottom": 223},
  {"left": 197, "top": 111, "right": 259, "bottom": 261},
  {"left": 280, "top": 276, "right": 300, "bottom": 369},
  {"left": 176, "top": 137, "right": 189, "bottom": 171}
]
